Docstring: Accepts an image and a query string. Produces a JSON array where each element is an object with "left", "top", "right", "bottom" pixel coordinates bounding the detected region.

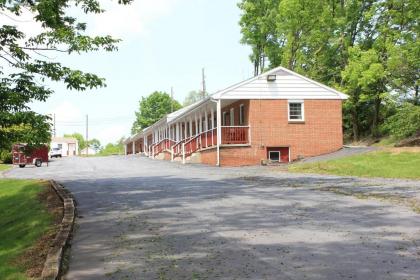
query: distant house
[
  {"left": 80, "top": 147, "right": 97, "bottom": 155},
  {"left": 124, "top": 66, "right": 348, "bottom": 166},
  {"left": 51, "top": 137, "right": 78, "bottom": 157}
]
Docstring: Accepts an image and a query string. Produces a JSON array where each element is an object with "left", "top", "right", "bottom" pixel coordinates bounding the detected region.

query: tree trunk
[
  {"left": 371, "top": 96, "right": 381, "bottom": 137},
  {"left": 352, "top": 107, "right": 359, "bottom": 141},
  {"left": 414, "top": 85, "right": 419, "bottom": 105}
]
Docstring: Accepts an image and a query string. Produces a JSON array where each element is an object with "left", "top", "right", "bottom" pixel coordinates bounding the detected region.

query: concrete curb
[{"left": 41, "top": 180, "right": 75, "bottom": 280}]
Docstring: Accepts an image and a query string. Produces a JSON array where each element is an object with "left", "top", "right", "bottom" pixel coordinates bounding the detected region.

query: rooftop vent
[{"left": 267, "top": 74, "right": 277, "bottom": 82}]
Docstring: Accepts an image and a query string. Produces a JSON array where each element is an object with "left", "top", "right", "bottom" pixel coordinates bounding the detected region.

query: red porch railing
[
  {"left": 171, "top": 126, "right": 250, "bottom": 161},
  {"left": 184, "top": 128, "right": 217, "bottom": 157},
  {"left": 172, "top": 138, "right": 188, "bottom": 158},
  {"left": 221, "top": 126, "right": 250, "bottom": 144},
  {"left": 153, "top": 138, "right": 176, "bottom": 156}
]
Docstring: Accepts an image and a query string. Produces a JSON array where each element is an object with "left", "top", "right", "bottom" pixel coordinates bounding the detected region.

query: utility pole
[
  {"left": 170, "top": 86, "right": 174, "bottom": 113},
  {"left": 85, "top": 114, "right": 89, "bottom": 156},
  {"left": 53, "top": 113, "right": 56, "bottom": 137},
  {"left": 202, "top": 68, "right": 206, "bottom": 99}
]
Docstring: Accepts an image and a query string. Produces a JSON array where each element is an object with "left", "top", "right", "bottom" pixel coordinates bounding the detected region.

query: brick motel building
[{"left": 124, "top": 66, "right": 348, "bottom": 167}]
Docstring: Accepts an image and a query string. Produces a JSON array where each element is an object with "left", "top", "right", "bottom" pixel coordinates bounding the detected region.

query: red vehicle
[{"left": 12, "top": 144, "right": 49, "bottom": 168}]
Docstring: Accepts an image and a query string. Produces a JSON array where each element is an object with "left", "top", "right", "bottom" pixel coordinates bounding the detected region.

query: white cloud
[
  {"left": 91, "top": 0, "right": 180, "bottom": 39},
  {"left": 51, "top": 101, "right": 84, "bottom": 122},
  {"left": 95, "top": 124, "right": 129, "bottom": 144}
]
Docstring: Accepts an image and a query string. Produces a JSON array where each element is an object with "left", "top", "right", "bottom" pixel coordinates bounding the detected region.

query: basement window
[
  {"left": 269, "top": 151, "right": 280, "bottom": 162},
  {"left": 288, "top": 100, "right": 304, "bottom": 121}
]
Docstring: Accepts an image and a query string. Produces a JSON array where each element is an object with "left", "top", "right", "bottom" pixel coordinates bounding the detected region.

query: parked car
[
  {"left": 49, "top": 147, "right": 62, "bottom": 158},
  {"left": 12, "top": 144, "right": 49, "bottom": 168}
]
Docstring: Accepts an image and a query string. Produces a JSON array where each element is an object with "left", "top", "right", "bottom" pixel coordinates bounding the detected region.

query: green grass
[
  {"left": 0, "top": 179, "right": 53, "bottom": 280},
  {"left": 289, "top": 151, "right": 420, "bottom": 179},
  {"left": 0, "top": 164, "right": 12, "bottom": 172}
]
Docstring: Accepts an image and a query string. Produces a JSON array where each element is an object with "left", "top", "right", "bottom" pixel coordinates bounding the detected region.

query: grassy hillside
[
  {"left": 0, "top": 180, "right": 54, "bottom": 280},
  {"left": 289, "top": 149, "right": 420, "bottom": 179}
]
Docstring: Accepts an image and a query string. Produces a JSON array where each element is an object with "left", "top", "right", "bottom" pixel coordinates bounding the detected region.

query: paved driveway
[{"left": 6, "top": 156, "right": 420, "bottom": 280}]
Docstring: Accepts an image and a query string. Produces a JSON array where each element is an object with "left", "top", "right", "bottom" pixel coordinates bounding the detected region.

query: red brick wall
[
  {"left": 249, "top": 99, "right": 343, "bottom": 162},
  {"left": 201, "top": 99, "right": 343, "bottom": 166},
  {"left": 201, "top": 148, "right": 217, "bottom": 165}
]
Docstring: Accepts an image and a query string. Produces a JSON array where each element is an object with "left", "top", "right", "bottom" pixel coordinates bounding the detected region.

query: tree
[
  {"left": 88, "top": 138, "right": 101, "bottom": 152},
  {"left": 238, "top": 0, "right": 280, "bottom": 76},
  {"left": 238, "top": 0, "right": 419, "bottom": 140},
  {"left": 98, "top": 137, "right": 125, "bottom": 156},
  {"left": 131, "top": 91, "right": 181, "bottom": 134},
  {"left": 183, "top": 90, "right": 208, "bottom": 106},
  {"left": 0, "top": 0, "right": 131, "bottom": 151}
]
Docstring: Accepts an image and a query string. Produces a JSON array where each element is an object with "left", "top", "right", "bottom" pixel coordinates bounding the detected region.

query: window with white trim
[
  {"left": 239, "top": 104, "right": 245, "bottom": 125},
  {"left": 288, "top": 101, "right": 304, "bottom": 121},
  {"left": 230, "top": 108, "right": 234, "bottom": 125},
  {"left": 222, "top": 112, "right": 227, "bottom": 125}
]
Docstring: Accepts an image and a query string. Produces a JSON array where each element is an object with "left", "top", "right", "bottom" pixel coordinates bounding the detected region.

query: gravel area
[{"left": 5, "top": 156, "right": 420, "bottom": 280}]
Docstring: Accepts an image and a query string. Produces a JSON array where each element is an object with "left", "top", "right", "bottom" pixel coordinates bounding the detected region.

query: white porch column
[
  {"left": 195, "top": 113, "right": 198, "bottom": 136},
  {"left": 211, "top": 107, "right": 215, "bottom": 146},
  {"left": 216, "top": 99, "right": 221, "bottom": 166},
  {"left": 184, "top": 120, "right": 187, "bottom": 141},
  {"left": 144, "top": 136, "right": 148, "bottom": 156},
  {"left": 204, "top": 107, "right": 208, "bottom": 147},
  {"left": 124, "top": 143, "right": 127, "bottom": 155},
  {"left": 189, "top": 117, "right": 193, "bottom": 138},
  {"left": 176, "top": 122, "right": 180, "bottom": 141},
  {"left": 199, "top": 111, "right": 202, "bottom": 133},
  {"left": 204, "top": 107, "right": 208, "bottom": 131}
]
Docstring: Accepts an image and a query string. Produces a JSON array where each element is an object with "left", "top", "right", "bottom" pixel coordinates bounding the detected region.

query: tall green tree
[
  {"left": 238, "top": 0, "right": 280, "bottom": 76},
  {"left": 238, "top": 0, "right": 419, "bottom": 140},
  {"left": 131, "top": 91, "right": 181, "bottom": 134},
  {"left": 0, "top": 0, "right": 131, "bottom": 151}
]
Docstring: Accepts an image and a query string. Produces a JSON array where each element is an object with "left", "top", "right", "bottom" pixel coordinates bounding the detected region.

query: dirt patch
[{"left": 13, "top": 182, "right": 63, "bottom": 278}]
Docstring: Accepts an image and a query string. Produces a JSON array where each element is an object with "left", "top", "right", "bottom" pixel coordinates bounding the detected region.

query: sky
[{"left": 6, "top": 0, "right": 254, "bottom": 145}]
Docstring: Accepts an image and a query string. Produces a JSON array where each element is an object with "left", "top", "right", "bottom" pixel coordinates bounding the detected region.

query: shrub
[
  {"left": 381, "top": 103, "right": 420, "bottom": 139},
  {"left": 0, "top": 150, "right": 12, "bottom": 164}
]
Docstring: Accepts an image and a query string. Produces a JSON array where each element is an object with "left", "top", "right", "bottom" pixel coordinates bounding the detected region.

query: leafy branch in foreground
[{"left": 0, "top": 0, "right": 132, "bottom": 150}]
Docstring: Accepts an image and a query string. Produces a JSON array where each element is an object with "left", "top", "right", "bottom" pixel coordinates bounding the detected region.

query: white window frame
[
  {"left": 288, "top": 100, "right": 305, "bottom": 122},
  {"left": 230, "top": 108, "right": 234, "bottom": 125},
  {"left": 269, "top": 151, "right": 280, "bottom": 162},
  {"left": 239, "top": 104, "right": 245, "bottom": 125},
  {"left": 222, "top": 112, "right": 227, "bottom": 126}
]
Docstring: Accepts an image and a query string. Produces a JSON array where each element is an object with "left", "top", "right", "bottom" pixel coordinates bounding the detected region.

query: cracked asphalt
[{"left": 5, "top": 156, "right": 420, "bottom": 280}]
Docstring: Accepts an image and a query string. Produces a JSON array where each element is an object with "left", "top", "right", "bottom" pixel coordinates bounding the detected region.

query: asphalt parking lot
[{"left": 6, "top": 156, "right": 420, "bottom": 280}]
